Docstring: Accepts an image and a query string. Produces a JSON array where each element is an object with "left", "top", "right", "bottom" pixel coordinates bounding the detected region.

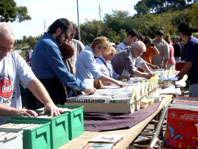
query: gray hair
[
  {"left": 131, "top": 41, "right": 146, "bottom": 52},
  {"left": 174, "top": 36, "right": 180, "bottom": 40},
  {"left": 0, "top": 23, "right": 15, "bottom": 41}
]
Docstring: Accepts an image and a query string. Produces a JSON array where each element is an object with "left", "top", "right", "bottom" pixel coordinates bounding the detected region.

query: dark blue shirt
[
  {"left": 31, "top": 33, "right": 86, "bottom": 91},
  {"left": 185, "top": 37, "right": 198, "bottom": 85}
]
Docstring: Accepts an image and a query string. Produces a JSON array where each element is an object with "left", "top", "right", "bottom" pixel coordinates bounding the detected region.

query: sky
[{"left": 8, "top": 0, "right": 140, "bottom": 39}]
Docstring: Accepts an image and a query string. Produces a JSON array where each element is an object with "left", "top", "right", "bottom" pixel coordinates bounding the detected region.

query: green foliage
[
  {"left": 12, "top": 2, "right": 198, "bottom": 51},
  {"left": 15, "top": 35, "right": 42, "bottom": 51},
  {"left": 81, "top": 20, "right": 104, "bottom": 44},
  {"left": 0, "top": 0, "right": 31, "bottom": 22},
  {"left": 134, "top": 0, "right": 194, "bottom": 15},
  {"left": 79, "top": 3, "right": 198, "bottom": 44},
  {"left": 189, "top": 3, "right": 198, "bottom": 27},
  {"left": 19, "top": 49, "right": 27, "bottom": 58}
]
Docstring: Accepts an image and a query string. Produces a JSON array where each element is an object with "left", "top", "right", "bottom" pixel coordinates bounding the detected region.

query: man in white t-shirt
[
  {"left": 68, "top": 23, "right": 85, "bottom": 74},
  {"left": 0, "top": 23, "right": 63, "bottom": 125}
]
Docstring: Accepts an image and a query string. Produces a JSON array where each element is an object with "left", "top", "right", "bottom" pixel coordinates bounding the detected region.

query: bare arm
[
  {"left": 0, "top": 104, "right": 38, "bottom": 117},
  {"left": 146, "top": 63, "right": 159, "bottom": 69},
  {"left": 99, "top": 75, "right": 125, "bottom": 87},
  {"left": 163, "top": 58, "right": 169, "bottom": 69},
  {"left": 133, "top": 70, "right": 154, "bottom": 79},
  {"left": 176, "top": 62, "right": 192, "bottom": 80},
  {"left": 153, "top": 46, "right": 160, "bottom": 55},
  {"left": 27, "top": 78, "right": 64, "bottom": 116},
  {"left": 141, "top": 64, "right": 151, "bottom": 73}
]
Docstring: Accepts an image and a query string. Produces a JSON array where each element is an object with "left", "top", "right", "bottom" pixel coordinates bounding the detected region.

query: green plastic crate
[
  {"left": 11, "top": 112, "right": 69, "bottom": 149},
  {"left": 4, "top": 120, "right": 51, "bottom": 149},
  {"left": 57, "top": 105, "right": 84, "bottom": 140}
]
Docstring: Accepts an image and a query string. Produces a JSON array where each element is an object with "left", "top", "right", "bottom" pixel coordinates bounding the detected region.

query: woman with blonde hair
[
  {"left": 76, "top": 36, "right": 125, "bottom": 89},
  {"left": 96, "top": 46, "right": 129, "bottom": 86}
]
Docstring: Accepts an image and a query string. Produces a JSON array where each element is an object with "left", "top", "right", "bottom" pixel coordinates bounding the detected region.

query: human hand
[
  {"left": 84, "top": 87, "right": 96, "bottom": 95},
  {"left": 16, "top": 109, "right": 38, "bottom": 117},
  {"left": 145, "top": 72, "right": 155, "bottom": 79},
  {"left": 116, "top": 81, "right": 126, "bottom": 87},
  {"left": 39, "top": 103, "right": 64, "bottom": 117},
  {"left": 152, "top": 65, "right": 159, "bottom": 69},
  {"left": 176, "top": 73, "right": 183, "bottom": 81},
  {"left": 118, "top": 76, "right": 130, "bottom": 81}
]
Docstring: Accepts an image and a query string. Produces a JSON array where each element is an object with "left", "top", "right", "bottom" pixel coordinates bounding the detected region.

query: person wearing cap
[
  {"left": 0, "top": 23, "right": 65, "bottom": 125},
  {"left": 111, "top": 41, "right": 154, "bottom": 79},
  {"left": 176, "top": 22, "right": 198, "bottom": 97},
  {"left": 31, "top": 18, "right": 96, "bottom": 107},
  {"left": 76, "top": 36, "right": 125, "bottom": 88},
  {"left": 152, "top": 29, "right": 170, "bottom": 69}
]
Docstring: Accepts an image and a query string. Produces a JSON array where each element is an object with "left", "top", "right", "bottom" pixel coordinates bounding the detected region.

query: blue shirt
[
  {"left": 185, "top": 37, "right": 198, "bottom": 85},
  {"left": 76, "top": 46, "right": 102, "bottom": 87},
  {"left": 96, "top": 56, "right": 119, "bottom": 79},
  {"left": 31, "top": 33, "right": 86, "bottom": 91}
]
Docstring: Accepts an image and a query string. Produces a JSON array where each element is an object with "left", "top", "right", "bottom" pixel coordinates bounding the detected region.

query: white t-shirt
[
  {"left": 0, "top": 51, "right": 36, "bottom": 125},
  {"left": 69, "top": 39, "right": 85, "bottom": 73},
  {"left": 116, "top": 42, "right": 130, "bottom": 53}
]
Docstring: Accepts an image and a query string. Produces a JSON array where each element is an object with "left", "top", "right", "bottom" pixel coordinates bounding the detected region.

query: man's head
[
  {"left": 126, "top": 29, "right": 139, "bottom": 45},
  {"left": 131, "top": 41, "right": 146, "bottom": 58},
  {"left": 47, "top": 18, "right": 73, "bottom": 46},
  {"left": 155, "top": 29, "right": 164, "bottom": 42},
  {"left": 0, "top": 23, "right": 15, "bottom": 61},
  {"left": 177, "top": 22, "right": 193, "bottom": 43},
  {"left": 68, "top": 22, "right": 78, "bottom": 42}
]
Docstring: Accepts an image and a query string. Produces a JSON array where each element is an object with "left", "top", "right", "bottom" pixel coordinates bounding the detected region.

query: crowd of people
[{"left": 0, "top": 18, "right": 198, "bottom": 125}]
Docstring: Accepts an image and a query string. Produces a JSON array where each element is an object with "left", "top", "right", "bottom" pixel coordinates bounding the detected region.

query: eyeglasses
[
  {"left": 62, "top": 32, "right": 69, "bottom": 39},
  {"left": 0, "top": 45, "right": 12, "bottom": 53},
  {"left": 135, "top": 48, "right": 143, "bottom": 56}
]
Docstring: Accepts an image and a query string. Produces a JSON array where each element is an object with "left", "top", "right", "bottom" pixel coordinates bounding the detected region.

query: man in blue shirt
[
  {"left": 31, "top": 18, "right": 96, "bottom": 107},
  {"left": 177, "top": 22, "right": 198, "bottom": 97}
]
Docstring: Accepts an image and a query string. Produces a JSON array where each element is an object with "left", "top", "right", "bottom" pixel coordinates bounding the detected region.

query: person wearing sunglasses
[
  {"left": 67, "top": 22, "right": 85, "bottom": 74},
  {"left": 31, "top": 18, "right": 96, "bottom": 108},
  {"left": 112, "top": 41, "right": 154, "bottom": 79}
]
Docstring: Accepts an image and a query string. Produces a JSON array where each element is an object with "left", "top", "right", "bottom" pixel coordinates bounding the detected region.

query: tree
[
  {"left": 134, "top": 0, "right": 149, "bottom": 14},
  {"left": 189, "top": 3, "right": 198, "bottom": 27},
  {"left": 0, "top": 0, "right": 31, "bottom": 22},
  {"left": 81, "top": 20, "right": 104, "bottom": 44}
]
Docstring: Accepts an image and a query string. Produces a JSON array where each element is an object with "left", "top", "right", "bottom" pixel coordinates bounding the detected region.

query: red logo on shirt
[{"left": 0, "top": 78, "right": 13, "bottom": 98}]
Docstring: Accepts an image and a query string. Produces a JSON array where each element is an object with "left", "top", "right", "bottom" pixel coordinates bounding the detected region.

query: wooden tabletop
[{"left": 59, "top": 95, "right": 173, "bottom": 149}]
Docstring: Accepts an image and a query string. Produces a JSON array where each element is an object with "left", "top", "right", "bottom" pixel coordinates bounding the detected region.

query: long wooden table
[{"left": 59, "top": 95, "right": 173, "bottom": 149}]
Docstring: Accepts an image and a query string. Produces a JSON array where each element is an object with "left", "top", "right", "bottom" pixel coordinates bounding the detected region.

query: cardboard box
[
  {"left": 66, "top": 102, "right": 135, "bottom": 113},
  {"left": 165, "top": 106, "right": 198, "bottom": 148}
]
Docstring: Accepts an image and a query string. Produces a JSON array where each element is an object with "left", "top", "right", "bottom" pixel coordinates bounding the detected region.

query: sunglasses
[{"left": 62, "top": 32, "right": 69, "bottom": 39}]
